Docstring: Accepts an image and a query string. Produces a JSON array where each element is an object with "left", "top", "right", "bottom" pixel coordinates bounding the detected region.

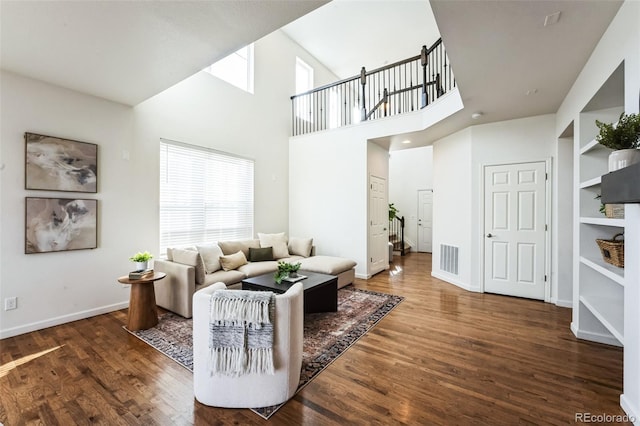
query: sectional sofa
[{"left": 153, "top": 233, "right": 357, "bottom": 318}]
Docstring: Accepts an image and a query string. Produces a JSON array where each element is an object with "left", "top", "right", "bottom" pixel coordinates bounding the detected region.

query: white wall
[
  {"left": 553, "top": 135, "right": 574, "bottom": 307},
  {"left": 389, "top": 146, "right": 433, "bottom": 251},
  {"left": 469, "top": 115, "right": 557, "bottom": 293},
  {"left": 432, "top": 128, "right": 472, "bottom": 288},
  {"left": 0, "top": 71, "right": 136, "bottom": 337},
  {"left": 432, "top": 115, "right": 559, "bottom": 295},
  {"left": 0, "top": 30, "right": 339, "bottom": 338},
  {"left": 289, "top": 131, "right": 368, "bottom": 276},
  {"left": 289, "top": 90, "right": 463, "bottom": 279}
]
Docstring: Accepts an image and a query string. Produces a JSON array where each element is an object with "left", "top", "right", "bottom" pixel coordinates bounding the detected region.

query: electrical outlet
[{"left": 4, "top": 297, "right": 17, "bottom": 311}]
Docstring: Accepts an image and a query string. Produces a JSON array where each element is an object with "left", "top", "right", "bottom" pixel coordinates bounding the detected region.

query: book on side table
[{"left": 129, "top": 269, "right": 154, "bottom": 280}]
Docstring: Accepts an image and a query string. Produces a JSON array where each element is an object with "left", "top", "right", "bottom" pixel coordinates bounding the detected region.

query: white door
[
  {"left": 417, "top": 189, "right": 433, "bottom": 252},
  {"left": 369, "top": 175, "right": 387, "bottom": 275},
  {"left": 484, "top": 162, "right": 547, "bottom": 300}
]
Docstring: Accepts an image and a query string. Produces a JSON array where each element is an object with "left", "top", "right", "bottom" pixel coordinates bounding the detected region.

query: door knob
[{"left": 486, "top": 233, "right": 493, "bottom": 238}]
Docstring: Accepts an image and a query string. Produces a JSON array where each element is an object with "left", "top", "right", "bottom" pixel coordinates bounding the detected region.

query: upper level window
[
  {"left": 295, "top": 57, "right": 314, "bottom": 120},
  {"left": 204, "top": 44, "right": 254, "bottom": 93},
  {"left": 295, "top": 57, "right": 314, "bottom": 94}
]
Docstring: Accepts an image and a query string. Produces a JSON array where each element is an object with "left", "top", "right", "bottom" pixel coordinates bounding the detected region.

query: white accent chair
[{"left": 193, "top": 282, "right": 304, "bottom": 408}]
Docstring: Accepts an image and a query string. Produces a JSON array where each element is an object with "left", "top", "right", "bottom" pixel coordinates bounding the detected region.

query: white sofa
[
  {"left": 193, "top": 282, "right": 303, "bottom": 408},
  {"left": 154, "top": 236, "right": 356, "bottom": 318}
]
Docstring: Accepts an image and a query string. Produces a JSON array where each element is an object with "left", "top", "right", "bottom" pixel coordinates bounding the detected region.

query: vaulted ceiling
[
  {"left": 281, "top": 0, "right": 623, "bottom": 149},
  {"left": 0, "top": 0, "right": 328, "bottom": 105},
  {"left": 1, "top": 0, "right": 625, "bottom": 147}
]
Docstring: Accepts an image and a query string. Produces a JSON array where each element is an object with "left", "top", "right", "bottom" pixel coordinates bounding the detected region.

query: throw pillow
[
  {"left": 288, "top": 237, "right": 313, "bottom": 257},
  {"left": 248, "top": 246, "right": 274, "bottom": 262},
  {"left": 257, "top": 232, "right": 289, "bottom": 259},
  {"left": 196, "top": 243, "right": 223, "bottom": 274},
  {"left": 171, "top": 248, "right": 206, "bottom": 285},
  {"left": 219, "top": 250, "right": 249, "bottom": 271},
  {"left": 218, "top": 239, "right": 260, "bottom": 257}
]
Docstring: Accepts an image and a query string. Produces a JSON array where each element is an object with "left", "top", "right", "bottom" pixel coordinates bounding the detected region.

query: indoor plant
[
  {"left": 274, "top": 261, "right": 301, "bottom": 284},
  {"left": 129, "top": 251, "right": 153, "bottom": 271},
  {"left": 596, "top": 112, "right": 640, "bottom": 171},
  {"left": 389, "top": 203, "right": 399, "bottom": 221}
]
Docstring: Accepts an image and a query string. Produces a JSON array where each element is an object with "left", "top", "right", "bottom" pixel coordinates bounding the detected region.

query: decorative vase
[
  {"left": 134, "top": 261, "right": 148, "bottom": 271},
  {"left": 289, "top": 271, "right": 298, "bottom": 278},
  {"left": 608, "top": 148, "right": 640, "bottom": 171}
]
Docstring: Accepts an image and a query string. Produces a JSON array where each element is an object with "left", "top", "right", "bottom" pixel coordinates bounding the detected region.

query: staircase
[{"left": 389, "top": 215, "right": 410, "bottom": 256}]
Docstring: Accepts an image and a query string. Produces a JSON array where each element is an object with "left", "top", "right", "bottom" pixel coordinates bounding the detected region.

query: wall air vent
[{"left": 440, "top": 244, "right": 459, "bottom": 275}]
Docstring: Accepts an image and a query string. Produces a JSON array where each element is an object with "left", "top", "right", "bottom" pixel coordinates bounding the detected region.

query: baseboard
[
  {"left": 555, "top": 299, "right": 573, "bottom": 308},
  {"left": 0, "top": 301, "right": 129, "bottom": 339},
  {"left": 620, "top": 394, "right": 640, "bottom": 425},
  {"left": 355, "top": 273, "right": 371, "bottom": 280},
  {"left": 571, "top": 324, "right": 623, "bottom": 347},
  {"left": 431, "top": 271, "right": 477, "bottom": 292}
]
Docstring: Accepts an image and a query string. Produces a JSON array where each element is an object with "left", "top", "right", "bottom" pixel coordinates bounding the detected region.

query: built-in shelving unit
[{"left": 571, "top": 64, "right": 625, "bottom": 347}]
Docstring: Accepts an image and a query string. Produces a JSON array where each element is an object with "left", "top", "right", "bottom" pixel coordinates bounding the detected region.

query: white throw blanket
[{"left": 208, "top": 289, "right": 275, "bottom": 376}]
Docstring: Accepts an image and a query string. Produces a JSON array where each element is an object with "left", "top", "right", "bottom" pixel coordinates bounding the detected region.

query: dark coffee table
[{"left": 241, "top": 270, "right": 338, "bottom": 314}]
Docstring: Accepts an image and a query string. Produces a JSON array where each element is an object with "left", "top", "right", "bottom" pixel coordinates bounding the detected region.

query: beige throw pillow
[
  {"left": 219, "top": 250, "right": 248, "bottom": 271},
  {"left": 258, "top": 232, "right": 289, "bottom": 259},
  {"left": 171, "top": 248, "right": 206, "bottom": 284},
  {"left": 196, "top": 243, "right": 223, "bottom": 274},
  {"left": 218, "top": 239, "right": 260, "bottom": 257},
  {"left": 288, "top": 237, "right": 313, "bottom": 258}
]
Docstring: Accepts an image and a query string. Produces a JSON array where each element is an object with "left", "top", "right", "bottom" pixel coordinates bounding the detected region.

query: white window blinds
[{"left": 159, "top": 139, "right": 254, "bottom": 255}]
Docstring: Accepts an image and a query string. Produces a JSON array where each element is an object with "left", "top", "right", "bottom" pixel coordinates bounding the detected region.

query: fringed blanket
[{"left": 208, "top": 289, "right": 275, "bottom": 376}]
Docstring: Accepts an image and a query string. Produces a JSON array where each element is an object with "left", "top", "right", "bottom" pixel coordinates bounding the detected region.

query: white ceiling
[
  {"left": 0, "top": 0, "right": 625, "bottom": 148},
  {"left": 281, "top": 0, "right": 441, "bottom": 79},
  {"left": 0, "top": 0, "right": 328, "bottom": 106},
  {"left": 382, "top": 0, "right": 624, "bottom": 150}
]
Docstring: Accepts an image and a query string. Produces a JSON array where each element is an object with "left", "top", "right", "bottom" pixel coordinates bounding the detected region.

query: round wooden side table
[{"left": 117, "top": 272, "right": 166, "bottom": 331}]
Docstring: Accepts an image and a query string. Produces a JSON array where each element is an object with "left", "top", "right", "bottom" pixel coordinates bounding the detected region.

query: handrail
[
  {"left": 291, "top": 38, "right": 444, "bottom": 101},
  {"left": 290, "top": 37, "right": 455, "bottom": 136}
]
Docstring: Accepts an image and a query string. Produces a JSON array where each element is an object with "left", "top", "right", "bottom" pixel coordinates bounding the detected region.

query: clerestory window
[{"left": 204, "top": 44, "right": 254, "bottom": 93}]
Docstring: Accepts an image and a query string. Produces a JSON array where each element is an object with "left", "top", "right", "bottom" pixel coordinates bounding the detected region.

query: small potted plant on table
[
  {"left": 129, "top": 251, "right": 153, "bottom": 271},
  {"left": 274, "top": 261, "right": 301, "bottom": 284}
]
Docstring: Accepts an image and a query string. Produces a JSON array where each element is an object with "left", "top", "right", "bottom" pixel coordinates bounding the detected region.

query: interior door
[
  {"left": 369, "top": 175, "right": 387, "bottom": 275},
  {"left": 484, "top": 162, "right": 547, "bottom": 300},
  {"left": 417, "top": 189, "right": 433, "bottom": 253}
]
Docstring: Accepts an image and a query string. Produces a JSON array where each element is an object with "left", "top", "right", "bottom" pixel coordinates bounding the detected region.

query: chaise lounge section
[{"left": 154, "top": 234, "right": 356, "bottom": 318}]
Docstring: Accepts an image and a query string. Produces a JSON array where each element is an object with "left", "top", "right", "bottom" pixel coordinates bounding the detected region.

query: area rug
[{"left": 126, "top": 286, "right": 403, "bottom": 419}]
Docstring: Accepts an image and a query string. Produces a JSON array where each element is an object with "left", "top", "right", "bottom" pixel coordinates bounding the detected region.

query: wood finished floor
[{"left": 0, "top": 253, "right": 628, "bottom": 425}]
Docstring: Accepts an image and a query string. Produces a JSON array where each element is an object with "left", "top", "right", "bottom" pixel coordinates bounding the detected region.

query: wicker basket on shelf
[{"left": 596, "top": 233, "right": 624, "bottom": 268}]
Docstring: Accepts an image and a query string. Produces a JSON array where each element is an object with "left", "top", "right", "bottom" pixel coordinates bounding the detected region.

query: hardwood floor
[{"left": 0, "top": 253, "right": 629, "bottom": 425}]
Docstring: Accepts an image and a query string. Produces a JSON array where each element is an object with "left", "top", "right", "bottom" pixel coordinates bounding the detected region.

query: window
[
  {"left": 295, "top": 57, "right": 314, "bottom": 120},
  {"left": 295, "top": 57, "right": 314, "bottom": 94},
  {"left": 204, "top": 44, "right": 254, "bottom": 93},
  {"left": 159, "top": 139, "right": 254, "bottom": 254}
]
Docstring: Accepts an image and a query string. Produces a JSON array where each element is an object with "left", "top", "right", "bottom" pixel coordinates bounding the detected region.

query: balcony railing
[{"left": 291, "top": 38, "right": 455, "bottom": 136}]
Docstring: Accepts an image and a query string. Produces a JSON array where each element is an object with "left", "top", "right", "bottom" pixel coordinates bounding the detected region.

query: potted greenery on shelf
[
  {"left": 274, "top": 261, "right": 301, "bottom": 284},
  {"left": 129, "top": 251, "right": 153, "bottom": 271},
  {"left": 596, "top": 112, "right": 640, "bottom": 171}
]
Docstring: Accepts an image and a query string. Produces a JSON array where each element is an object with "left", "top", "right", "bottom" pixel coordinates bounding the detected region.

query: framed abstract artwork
[
  {"left": 25, "top": 197, "right": 98, "bottom": 254},
  {"left": 25, "top": 132, "right": 98, "bottom": 193}
]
